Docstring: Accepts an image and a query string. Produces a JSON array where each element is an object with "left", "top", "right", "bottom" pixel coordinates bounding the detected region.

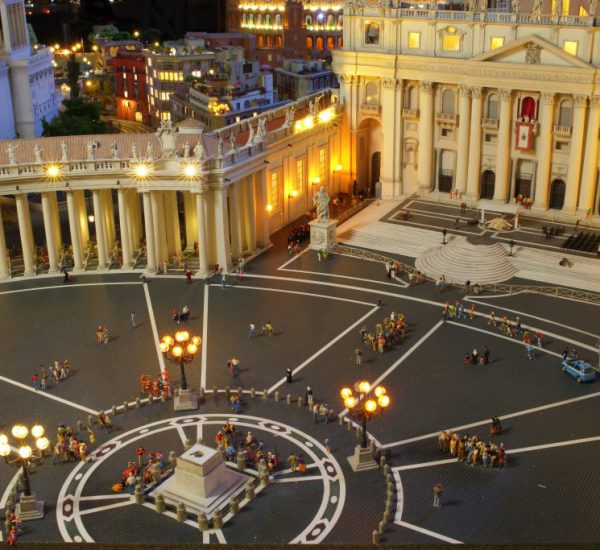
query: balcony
[
  {"left": 402, "top": 108, "right": 419, "bottom": 119},
  {"left": 553, "top": 124, "right": 572, "bottom": 137},
  {"left": 360, "top": 103, "right": 381, "bottom": 115},
  {"left": 481, "top": 118, "right": 499, "bottom": 130},
  {"left": 436, "top": 112, "right": 458, "bottom": 126}
]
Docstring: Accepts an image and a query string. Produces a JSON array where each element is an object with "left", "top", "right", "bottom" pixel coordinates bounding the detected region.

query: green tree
[
  {"left": 67, "top": 53, "right": 81, "bottom": 99},
  {"left": 42, "top": 98, "right": 108, "bottom": 136}
]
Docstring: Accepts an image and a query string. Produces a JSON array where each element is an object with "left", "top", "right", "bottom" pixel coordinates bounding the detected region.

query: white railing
[
  {"left": 481, "top": 118, "right": 499, "bottom": 130},
  {"left": 553, "top": 124, "right": 572, "bottom": 136},
  {"left": 402, "top": 108, "right": 419, "bottom": 119},
  {"left": 436, "top": 112, "right": 458, "bottom": 125},
  {"left": 360, "top": 103, "right": 381, "bottom": 115}
]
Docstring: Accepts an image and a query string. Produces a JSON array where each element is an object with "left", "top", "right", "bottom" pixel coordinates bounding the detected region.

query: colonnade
[{"left": 0, "top": 169, "right": 271, "bottom": 278}]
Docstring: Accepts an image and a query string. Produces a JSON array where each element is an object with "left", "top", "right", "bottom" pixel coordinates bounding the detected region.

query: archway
[
  {"left": 549, "top": 179, "right": 566, "bottom": 209},
  {"left": 356, "top": 118, "right": 383, "bottom": 196},
  {"left": 371, "top": 152, "right": 381, "bottom": 196},
  {"left": 481, "top": 170, "right": 495, "bottom": 199}
]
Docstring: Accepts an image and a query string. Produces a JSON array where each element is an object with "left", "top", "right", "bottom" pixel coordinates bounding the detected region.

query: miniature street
[{"left": 0, "top": 202, "right": 599, "bottom": 545}]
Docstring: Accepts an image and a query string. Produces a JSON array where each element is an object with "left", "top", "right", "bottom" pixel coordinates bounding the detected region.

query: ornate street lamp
[
  {"left": 341, "top": 381, "right": 390, "bottom": 472},
  {"left": 160, "top": 330, "right": 201, "bottom": 411},
  {"left": 0, "top": 423, "right": 50, "bottom": 520}
]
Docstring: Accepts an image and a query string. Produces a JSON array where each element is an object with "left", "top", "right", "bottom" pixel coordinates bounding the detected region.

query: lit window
[
  {"left": 442, "top": 34, "right": 460, "bottom": 51},
  {"left": 319, "top": 148, "right": 326, "bottom": 182},
  {"left": 296, "top": 158, "right": 305, "bottom": 190},
  {"left": 270, "top": 171, "right": 280, "bottom": 211},
  {"left": 563, "top": 41, "right": 578, "bottom": 56},
  {"left": 124, "top": 90, "right": 128, "bottom": 98},
  {"left": 490, "top": 36, "right": 504, "bottom": 50},
  {"left": 408, "top": 32, "right": 420, "bottom": 49}
]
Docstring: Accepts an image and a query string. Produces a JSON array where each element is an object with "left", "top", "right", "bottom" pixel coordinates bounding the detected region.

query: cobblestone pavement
[{"left": 0, "top": 222, "right": 599, "bottom": 545}]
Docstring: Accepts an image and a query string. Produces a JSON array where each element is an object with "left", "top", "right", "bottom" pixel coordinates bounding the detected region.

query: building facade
[
  {"left": 333, "top": 4, "right": 600, "bottom": 215},
  {"left": 274, "top": 58, "right": 337, "bottom": 100},
  {"left": 112, "top": 49, "right": 151, "bottom": 125},
  {"left": 0, "top": 90, "right": 341, "bottom": 278},
  {"left": 0, "top": 0, "right": 60, "bottom": 137}
]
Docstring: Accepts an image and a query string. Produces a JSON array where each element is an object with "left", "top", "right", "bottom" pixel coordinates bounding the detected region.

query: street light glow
[
  {"left": 12, "top": 425, "right": 28, "bottom": 439},
  {"left": 0, "top": 444, "right": 10, "bottom": 457},
  {"left": 31, "top": 424, "right": 44, "bottom": 438},
  {"left": 182, "top": 163, "right": 198, "bottom": 178},
  {"left": 378, "top": 395, "right": 390, "bottom": 408},
  {"left": 36, "top": 437, "right": 49, "bottom": 451},
  {"left": 344, "top": 396, "right": 356, "bottom": 408},
  {"left": 340, "top": 387, "right": 352, "bottom": 399},
  {"left": 365, "top": 399, "right": 377, "bottom": 413},
  {"left": 172, "top": 345, "right": 183, "bottom": 357},
  {"left": 18, "top": 445, "right": 32, "bottom": 459},
  {"left": 46, "top": 164, "right": 61, "bottom": 178},
  {"left": 133, "top": 163, "right": 149, "bottom": 178}
]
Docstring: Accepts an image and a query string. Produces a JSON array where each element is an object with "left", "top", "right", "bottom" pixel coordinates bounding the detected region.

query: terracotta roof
[{"left": 177, "top": 118, "right": 203, "bottom": 128}]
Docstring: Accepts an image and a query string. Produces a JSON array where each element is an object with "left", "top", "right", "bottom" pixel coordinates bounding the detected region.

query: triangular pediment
[{"left": 470, "top": 35, "right": 592, "bottom": 69}]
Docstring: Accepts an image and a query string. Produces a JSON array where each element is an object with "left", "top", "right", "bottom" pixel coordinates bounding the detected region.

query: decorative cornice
[
  {"left": 382, "top": 77, "right": 398, "bottom": 89},
  {"left": 420, "top": 81, "right": 434, "bottom": 94},
  {"left": 458, "top": 85, "right": 471, "bottom": 98},
  {"left": 574, "top": 94, "right": 588, "bottom": 108},
  {"left": 499, "top": 88, "right": 512, "bottom": 101},
  {"left": 590, "top": 96, "right": 600, "bottom": 109},
  {"left": 470, "top": 86, "right": 483, "bottom": 99},
  {"left": 540, "top": 92, "right": 555, "bottom": 105}
]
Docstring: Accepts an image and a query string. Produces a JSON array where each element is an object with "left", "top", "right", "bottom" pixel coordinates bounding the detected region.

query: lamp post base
[
  {"left": 15, "top": 493, "right": 44, "bottom": 521},
  {"left": 174, "top": 388, "right": 198, "bottom": 411},
  {"left": 347, "top": 444, "right": 378, "bottom": 473}
]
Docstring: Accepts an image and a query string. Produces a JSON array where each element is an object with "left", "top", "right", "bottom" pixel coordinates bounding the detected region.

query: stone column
[
  {"left": 183, "top": 191, "right": 197, "bottom": 252},
  {"left": 564, "top": 95, "right": 588, "bottom": 211},
  {"left": 92, "top": 190, "right": 108, "bottom": 269},
  {"left": 493, "top": 89, "right": 513, "bottom": 202},
  {"left": 455, "top": 86, "right": 471, "bottom": 194},
  {"left": 434, "top": 148, "right": 442, "bottom": 191},
  {"left": 417, "top": 81, "right": 435, "bottom": 191},
  {"left": 102, "top": 189, "right": 116, "bottom": 250},
  {"left": 75, "top": 191, "right": 90, "bottom": 247},
  {"left": 380, "top": 78, "right": 401, "bottom": 198},
  {"left": 129, "top": 189, "right": 142, "bottom": 251},
  {"left": 0, "top": 207, "right": 10, "bottom": 278},
  {"left": 533, "top": 93, "right": 555, "bottom": 209},
  {"left": 117, "top": 189, "right": 132, "bottom": 268},
  {"left": 578, "top": 96, "right": 600, "bottom": 213},
  {"left": 214, "top": 186, "right": 233, "bottom": 273},
  {"left": 164, "top": 191, "right": 182, "bottom": 258},
  {"left": 151, "top": 191, "right": 168, "bottom": 264},
  {"left": 466, "top": 87, "right": 483, "bottom": 198},
  {"left": 142, "top": 191, "right": 157, "bottom": 273},
  {"left": 66, "top": 191, "right": 83, "bottom": 271},
  {"left": 195, "top": 188, "right": 209, "bottom": 276},
  {"left": 255, "top": 170, "right": 271, "bottom": 248},
  {"left": 15, "top": 194, "right": 35, "bottom": 276},
  {"left": 41, "top": 192, "right": 60, "bottom": 273},
  {"left": 229, "top": 184, "right": 243, "bottom": 260},
  {"left": 245, "top": 176, "right": 256, "bottom": 252},
  {"left": 49, "top": 192, "right": 62, "bottom": 253}
]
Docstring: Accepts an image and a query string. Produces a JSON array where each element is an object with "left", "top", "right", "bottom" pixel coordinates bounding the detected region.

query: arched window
[
  {"left": 275, "top": 14, "right": 282, "bottom": 26},
  {"left": 365, "top": 82, "right": 379, "bottom": 104},
  {"left": 248, "top": 13, "right": 254, "bottom": 24},
  {"left": 305, "top": 15, "right": 313, "bottom": 27},
  {"left": 241, "top": 13, "right": 247, "bottom": 25},
  {"left": 337, "top": 36, "right": 343, "bottom": 47},
  {"left": 441, "top": 88, "right": 455, "bottom": 114},
  {"left": 487, "top": 93, "right": 499, "bottom": 119},
  {"left": 404, "top": 86, "right": 418, "bottom": 109},
  {"left": 266, "top": 35, "right": 273, "bottom": 47},
  {"left": 244, "top": 100, "right": 250, "bottom": 108},
  {"left": 265, "top": 14, "right": 271, "bottom": 26},
  {"left": 257, "top": 13, "right": 263, "bottom": 25},
  {"left": 558, "top": 99, "right": 573, "bottom": 126},
  {"left": 326, "top": 36, "right": 335, "bottom": 50},
  {"left": 338, "top": 15, "right": 343, "bottom": 27},
  {"left": 307, "top": 36, "right": 313, "bottom": 50},
  {"left": 257, "top": 35, "right": 264, "bottom": 47},
  {"left": 520, "top": 96, "right": 537, "bottom": 120},
  {"left": 327, "top": 14, "right": 335, "bottom": 27},
  {"left": 275, "top": 36, "right": 282, "bottom": 48},
  {"left": 316, "top": 36, "right": 324, "bottom": 51}
]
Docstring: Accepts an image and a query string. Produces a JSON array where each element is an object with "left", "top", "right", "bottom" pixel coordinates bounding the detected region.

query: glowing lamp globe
[
  {"left": 12, "top": 425, "right": 28, "bottom": 439},
  {"left": 159, "top": 342, "right": 169, "bottom": 353},
  {"left": 186, "top": 343, "right": 198, "bottom": 355},
  {"left": 172, "top": 346, "right": 183, "bottom": 358},
  {"left": 191, "top": 336, "right": 201, "bottom": 346},
  {"left": 365, "top": 399, "right": 377, "bottom": 413},
  {"left": 340, "top": 387, "right": 352, "bottom": 399},
  {"left": 344, "top": 396, "right": 357, "bottom": 409},
  {"left": 162, "top": 335, "right": 174, "bottom": 346},
  {"left": 31, "top": 424, "right": 44, "bottom": 438},
  {"left": 134, "top": 164, "right": 148, "bottom": 178},
  {"left": 183, "top": 164, "right": 198, "bottom": 178},
  {"left": 36, "top": 437, "right": 50, "bottom": 451},
  {"left": 0, "top": 434, "right": 7, "bottom": 445},
  {"left": 374, "top": 386, "right": 386, "bottom": 398},
  {"left": 46, "top": 165, "right": 60, "bottom": 178},
  {"left": 0, "top": 444, "right": 10, "bottom": 457},
  {"left": 357, "top": 381, "right": 371, "bottom": 394},
  {"left": 18, "top": 446, "right": 32, "bottom": 459},
  {"left": 378, "top": 395, "right": 390, "bottom": 408}
]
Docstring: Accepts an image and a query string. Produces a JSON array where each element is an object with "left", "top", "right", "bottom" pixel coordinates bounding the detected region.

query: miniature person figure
[
  {"left": 229, "top": 131, "right": 237, "bottom": 153},
  {"left": 590, "top": 0, "right": 598, "bottom": 15},
  {"left": 34, "top": 143, "right": 43, "bottom": 163},
  {"left": 511, "top": 0, "right": 520, "bottom": 12},
  {"left": 217, "top": 136, "right": 224, "bottom": 157},
  {"left": 532, "top": 0, "right": 543, "bottom": 16},
  {"left": 552, "top": 0, "right": 562, "bottom": 14},
  {"left": 61, "top": 141, "right": 68, "bottom": 161}
]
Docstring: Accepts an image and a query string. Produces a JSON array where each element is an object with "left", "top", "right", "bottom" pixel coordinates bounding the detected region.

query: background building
[
  {"left": 112, "top": 49, "right": 150, "bottom": 125},
  {"left": 274, "top": 58, "right": 337, "bottom": 100},
  {"left": 0, "top": 0, "right": 61, "bottom": 137}
]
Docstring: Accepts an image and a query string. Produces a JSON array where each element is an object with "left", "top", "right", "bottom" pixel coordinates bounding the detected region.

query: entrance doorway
[
  {"left": 549, "top": 179, "right": 566, "bottom": 209},
  {"left": 480, "top": 170, "right": 495, "bottom": 199},
  {"left": 515, "top": 178, "right": 531, "bottom": 199},
  {"left": 370, "top": 152, "right": 381, "bottom": 196}
]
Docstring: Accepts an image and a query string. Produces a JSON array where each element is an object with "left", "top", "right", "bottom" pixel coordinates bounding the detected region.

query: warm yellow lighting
[
  {"left": 36, "top": 437, "right": 49, "bottom": 451},
  {"left": 182, "top": 163, "right": 198, "bottom": 178},
  {"left": 133, "top": 30, "right": 140, "bottom": 38},
  {"left": 162, "top": 335, "right": 174, "bottom": 346},
  {"left": 31, "top": 424, "right": 44, "bottom": 438},
  {"left": 134, "top": 164, "right": 149, "bottom": 178},
  {"left": 88, "top": 214, "right": 95, "bottom": 223},
  {"left": 373, "top": 386, "right": 386, "bottom": 398},
  {"left": 0, "top": 434, "right": 7, "bottom": 445},
  {"left": 0, "top": 444, "right": 10, "bottom": 457},
  {"left": 314, "top": 177, "right": 321, "bottom": 184},
  {"left": 175, "top": 330, "right": 190, "bottom": 342},
  {"left": 295, "top": 120, "right": 304, "bottom": 132},
  {"left": 378, "top": 395, "right": 390, "bottom": 408},
  {"left": 335, "top": 164, "right": 342, "bottom": 172},
  {"left": 490, "top": 36, "right": 504, "bottom": 50},
  {"left": 563, "top": 40, "right": 578, "bottom": 56},
  {"left": 344, "top": 396, "right": 357, "bottom": 409},
  {"left": 304, "top": 116, "right": 315, "bottom": 129},
  {"left": 357, "top": 380, "right": 371, "bottom": 394},
  {"left": 54, "top": 43, "right": 60, "bottom": 49},
  {"left": 18, "top": 446, "right": 32, "bottom": 459},
  {"left": 318, "top": 108, "right": 334, "bottom": 123},
  {"left": 12, "top": 425, "right": 28, "bottom": 439},
  {"left": 186, "top": 343, "right": 198, "bottom": 355},
  {"left": 340, "top": 387, "right": 352, "bottom": 399},
  {"left": 191, "top": 336, "right": 201, "bottom": 346},
  {"left": 365, "top": 399, "right": 377, "bottom": 413},
  {"left": 46, "top": 164, "right": 61, "bottom": 177},
  {"left": 266, "top": 203, "right": 273, "bottom": 213},
  {"left": 172, "top": 345, "right": 183, "bottom": 357},
  {"left": 290, "top": 189, "right": 298, "bottom": 198},
  {"left": 85, "top": 80, "right": 93, "bottom": 88},
  {"left": 159, "top": 342, "right": 169, "bottom": 353},
  {"left": 92, "top": 45, "right": 98, "bottom": 51}
]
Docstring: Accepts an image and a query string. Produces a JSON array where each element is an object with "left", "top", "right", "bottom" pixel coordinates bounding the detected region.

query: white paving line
[
  {"left": 271, "top": 475, "right": 323, "bottom": 483},
  {"left": 281, "top": 266, "right": 407, "bottom": 288},
  {"left": 469, "top": 289, "right": 600, "bottom": 308},
  {"left": 175, "top": 424, "right": 188, "bottom": 445},
  {"left": 78, "top": 494, "right": 131, "bottom": 501},
  {"left": 395, "top": 520, "right": 463, "bottom": 544},
  {"left": 508, "top": 434, "right": 600, "bottom": 454},
  {"left": 215, "top": 529, "right": 227, "bottom": 544},
  {"left": 382, "top": 390, "right": 600, "bottom": 449},
  {"left": 268, "top": 305, "right": 380, "bottom": 394},
  {"left": 0, "top": 375, "right": 98, "bottom": 415},
  {"left": 201, "top": 284, "right": 209, "bottom": 390},
  {"left": 78, "top": 499, "right": 133, "bottom": 516},
  {"left": 0, "top": 281, "right": 140, "bottom": 296},
  {"left": 212, "top": 283, "right": 376, "bottom": 307},
  {"left": 277, "top": 247, "right": 310, "bottom": 270},
  {"left": 465, "top": 296, "right": 600, "bottom": 339},
  {"left": 340, "top": 321, "right": 445, "bottom": 418},
  {"left": 143, "top": 283, "right": 167, "bottom": 374},
  {"left": 393, "top": 458, "right": 459, "bottom": 472}
]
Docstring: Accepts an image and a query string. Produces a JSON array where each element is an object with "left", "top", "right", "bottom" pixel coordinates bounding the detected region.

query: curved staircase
[{"left": 415, "top": 237, "right": 517, "bottom": 284}]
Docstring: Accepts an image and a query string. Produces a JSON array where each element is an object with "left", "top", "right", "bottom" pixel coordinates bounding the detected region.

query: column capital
[
  {"left": 470, "top": 86, "right": 483, "bottom": 99},
  {"left": 574, "top": 95, "right": 588, "bottom": 108},
  {"left": 458, "top": 85, "right": 471, "bottom": 98},
  {"left": 192, "top": 183, "right": 210, "bottom": 195},
  {"left": 498, "top": 89, "right": 512, "bottom": 101},
  {"left": 590, "top": 96, "right": 600, "bottom": 109},
  {"left": 382, "top": 78, "right": 398, "bottom": 89},
  {"left": 420, "top": 81, "right": 434, "bottom": 94},
  {"left": 540, "top": 92, "right": 555, "bottom": 105}
]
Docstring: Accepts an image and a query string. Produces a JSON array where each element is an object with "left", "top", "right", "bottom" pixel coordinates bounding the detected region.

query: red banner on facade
[{"left": 515, "top": 122, "right": 534, "bottom": 151}]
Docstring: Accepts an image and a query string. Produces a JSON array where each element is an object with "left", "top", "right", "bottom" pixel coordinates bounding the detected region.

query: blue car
[{"left": 561, "top": 359, "right": 597, "bottom": 383}]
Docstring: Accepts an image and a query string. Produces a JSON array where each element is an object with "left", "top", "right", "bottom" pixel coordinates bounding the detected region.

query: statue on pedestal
[
  {"left": 131, "top": 143, "right": 138, "bottom": 160},
  {"left": 146, "top": 143, "right": 153, "bottom": 161},
  {"left": 590, "top": 0, "right": 597, "bottom": 15},
  {"left": 86, "top": 141, "right": 95, "bottom": 160},
  {"left": 6, "top": 144, "right": 18, "bottom": 165},
  {"left": 61, "top": 141, "right": 68, "bottom": 162},
  {"left": 246, "top": 123, "right": 255, "bottom": 147},
  {"left": 34, "top": 143, "right": 43, "bottom": 163},
  {"left": 193, "top": 140, "right": 205, "bottom": 160},
  {"left": 183, "top": 141, "right": 190, "bottom": 158},
  {"left": 110, "top": 141, "right": 119, "bottom": 160},
  {"left": 313, "top": 186, "right": 331, "bottom": 221}
]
